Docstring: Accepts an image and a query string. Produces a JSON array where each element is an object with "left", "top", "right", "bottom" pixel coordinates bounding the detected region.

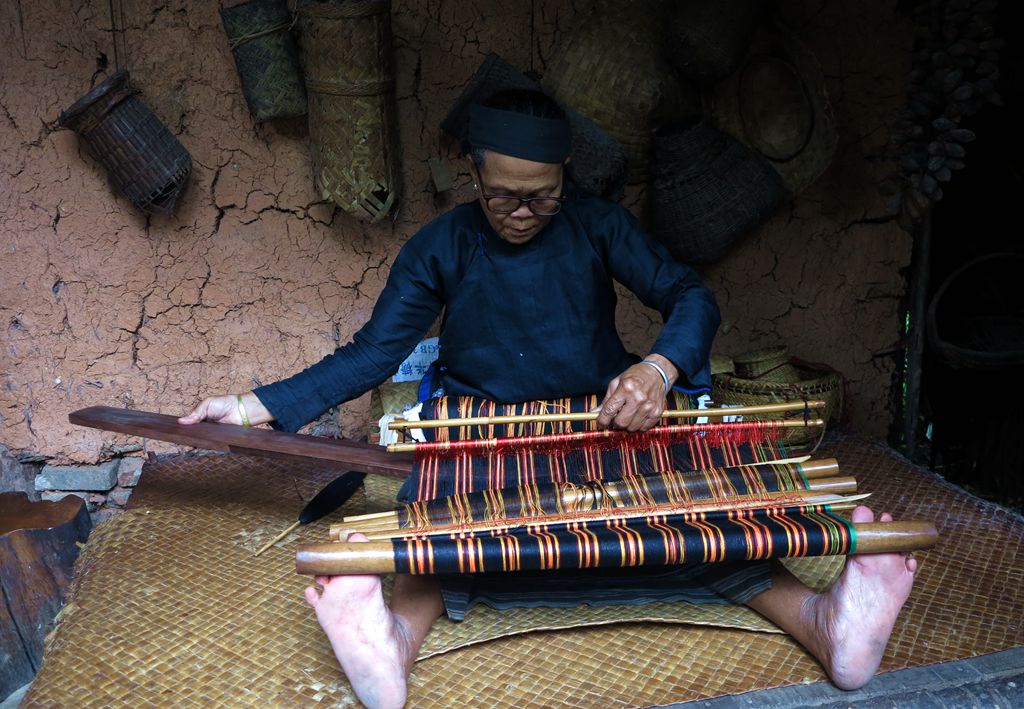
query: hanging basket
[
  {"left": 927, "top": 252, "right": 1024, "bottom": 369},
  {"left": 298, "top": 0, "right": 400, "bottom": 223},
  {"left": 58, "top": 70, "right": 192, "bottom": 214},
  {"left": 663, "top": 0, "right": 768, "bottom": 83},
  {"left": 542, "top": 0, "right": 699, "bottom": 183},
  {"left": 651, "top": 118, "right": 785, "bottom": 264},
  {"left": 221, "top": 0, "right": 307, "bottom": 122},
  {"left": 713, "top": 359, "right": 844, "bottom": 446}
]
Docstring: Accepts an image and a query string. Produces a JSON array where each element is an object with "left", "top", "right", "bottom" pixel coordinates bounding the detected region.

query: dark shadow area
[{"left": 920, "top": 1, "right": 1024, "bottom": 511}]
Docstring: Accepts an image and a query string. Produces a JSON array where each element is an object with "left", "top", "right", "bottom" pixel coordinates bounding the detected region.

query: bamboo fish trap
[
  {"left": 298, "top": 0, "right": 401, "bottom": 222},
  {"left": 59, "top": 70, "right": 192, "bottom": 214}
]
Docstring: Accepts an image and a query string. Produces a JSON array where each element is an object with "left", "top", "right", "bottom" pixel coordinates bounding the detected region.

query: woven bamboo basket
[
  {"left": 298, "top": 0, "right": 400, "bottom": 222},
  {"left": 733, "top": 346, "right": 799, "bottom": 383},
  {"left": 651, "top": 118, "right": 785, "bottom": 263},
  {"left": 221, "top": 0, "right": 307, "bottom": 122},
  {"left": 705, "top": 22, "right": 837, "bottom": 196},
  {"left": 926, "top": 252, "right": 1024, "bottom": 369},
  {"left": 542, "top": 0, "right": 699, "bottom": 183},
  {"left": 58, "top": 70, "right": 191, "bottom": 214},
  {"left": 713, "top": 361, "right": 844, "bottom": 446},
  {"left": 663, "top": 0, "right": 768, "bottom": 83}
]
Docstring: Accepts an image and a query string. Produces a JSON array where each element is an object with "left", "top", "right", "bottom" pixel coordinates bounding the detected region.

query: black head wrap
[{"left": 468, "top": 104, "right": 572, "bottom": 164}]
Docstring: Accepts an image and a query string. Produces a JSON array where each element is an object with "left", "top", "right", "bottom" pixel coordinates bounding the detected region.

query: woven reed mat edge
[{"left": 23, "top": 440, "right": 1024, "bottom": 708}]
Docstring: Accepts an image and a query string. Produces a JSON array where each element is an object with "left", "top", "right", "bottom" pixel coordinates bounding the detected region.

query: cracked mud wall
[{"left": 1, "top": 0, "right": 912, "bottom": 464}]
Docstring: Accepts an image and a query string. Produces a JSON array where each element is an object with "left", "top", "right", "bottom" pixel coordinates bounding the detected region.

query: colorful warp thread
[
  {"left": 409, "top": 393, "right": 792, "bottom": 501},
  {"left": 399, "top": 460, "right": 810, "bottom": 529},
  {"left": 410, "top": 420, "right": 785, "bottom": 459},
  {"left": 393, "top": 504, "right": 855, "bottom": 575}
]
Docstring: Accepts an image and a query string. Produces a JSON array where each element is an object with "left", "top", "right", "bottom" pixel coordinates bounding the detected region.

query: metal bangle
[{"left": 639, "top": 360, "right": 671, "bottom": 395}]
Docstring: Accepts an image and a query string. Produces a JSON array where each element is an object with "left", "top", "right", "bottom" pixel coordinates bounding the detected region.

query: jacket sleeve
[
  {"left": 590, "top": 200, "right": 720, "bottom": 390},
  {"left": 253, "top": 232, "right": 446, "bottom": 432}
]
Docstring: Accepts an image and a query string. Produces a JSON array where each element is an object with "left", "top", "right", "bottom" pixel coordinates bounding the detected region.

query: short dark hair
[{"left": 466, "top": 89, "right": 566, "bottom": 168}]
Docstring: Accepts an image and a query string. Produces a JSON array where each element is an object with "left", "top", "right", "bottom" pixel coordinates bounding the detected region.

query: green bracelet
[{"left": 236, "top": 394, "right": 251, "bottom": 427}]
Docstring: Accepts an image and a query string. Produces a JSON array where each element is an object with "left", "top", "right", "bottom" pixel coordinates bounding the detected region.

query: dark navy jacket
[{"left": 255, "top": 196, "right": 720, "bottom": 432}]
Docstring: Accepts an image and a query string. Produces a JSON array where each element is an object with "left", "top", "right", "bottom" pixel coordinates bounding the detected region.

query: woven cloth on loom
[
  {"left": 406, "top": 392, "right": 793, "bottom": 501},
  {"left": 23, "top": 436, "right": 1024, "bottom": 707}
]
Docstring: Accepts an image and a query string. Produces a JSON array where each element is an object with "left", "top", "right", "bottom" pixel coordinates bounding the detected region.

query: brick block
[
  {"left": 107, "top": 487, "right": 133, "bottom": 507},
  {"left": 35, "top": 460, "right": 118, "bottom": 491},
  {"left": 40, "top": 490, "right": 95, "bottom": 511},
  {"left": 117, "top": 457, "right": 144, "bottom": 487}
]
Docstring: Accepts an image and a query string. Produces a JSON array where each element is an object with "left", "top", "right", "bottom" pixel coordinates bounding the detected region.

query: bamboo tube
[
  {"left": 387, "top": 418, "right": 825, "bottom": 454},
  {"left": 806, "top": 476, "right": 856, "bottom": 493},
  {"left": 296, "top": 520, "right": 939, "bottom": 575},
  {"left": 387, "top": 400, "right": 827, "bottom": 430},
  {"left": 798, "top": 458, "right": 839, "bottom": 478},
  {"left": 854, "top": 521, "right": 939, "bottom": 553}
]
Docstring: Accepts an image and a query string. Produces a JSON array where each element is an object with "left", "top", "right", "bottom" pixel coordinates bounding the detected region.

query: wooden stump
[{"left": 0, "top": 492, "right": 91, "bottom": 697}]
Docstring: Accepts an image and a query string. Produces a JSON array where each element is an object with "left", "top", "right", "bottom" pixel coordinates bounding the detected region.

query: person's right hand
[{"left": 178, "top": 392, "right": 272, "bottom": 427}]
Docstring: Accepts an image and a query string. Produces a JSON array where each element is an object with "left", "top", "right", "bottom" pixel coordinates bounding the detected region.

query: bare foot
[
  {"left": 806, "top": 506, "right": 918, "bottom": 689},
  {"left": 304, "top": 533, "right": 413, "bottom": 709}
]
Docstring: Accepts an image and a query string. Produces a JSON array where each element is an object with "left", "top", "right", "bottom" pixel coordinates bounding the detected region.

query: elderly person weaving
[{"left": 181, "top": 90, "right": 918, "bottom": 709}]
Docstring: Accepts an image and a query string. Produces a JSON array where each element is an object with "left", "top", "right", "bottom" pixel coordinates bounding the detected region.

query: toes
[
  {"left": 850, "top": 505, "right": 875, "bottom": 524},
  {"left": 879, "top": 511, "right": 894, "bottom": 523},
  {"left": 906, "top": 556, "right": 918, "bottom": 573},
  {"left": 304, "top": 585, "right": 321, "bottom": 608}
]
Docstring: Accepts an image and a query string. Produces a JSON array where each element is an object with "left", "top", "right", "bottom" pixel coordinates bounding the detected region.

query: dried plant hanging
[
  {"left": 221, "top": 0, "right": 307, "bottom": 122},
  {"left": 881, "top": 0, "right": 1003, "bottom": 230},
  {"left": 298, "top": 0, "right": 401, "bottom": 223}
]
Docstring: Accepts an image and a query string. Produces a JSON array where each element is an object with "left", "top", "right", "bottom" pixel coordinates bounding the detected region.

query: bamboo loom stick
[
  {"left": 331, "top": 472, "right": 855, "bottom": 539},
  {"left": 296, "top": 520, "right": 940, "bottom": 575},
  {"left": 386, "top": 418, "right": 826, "bottom": 454},
  {"left": 358, "top": 491, "right": 871, "bottom": 540},
  {"left": 351, "top": 498, "right": 862, "bottom": 540},
  {"left": 333, "top": 459, "right": 844, "bottom": 528},
  {"left": 387, "top": 400, "right": 827, "bottom": 430},
  {"left": 255, "top": 521, "right": 300, "bottom": 557},
  {"left": 331, "top": 489, "right": 868, "bottom": 541}
]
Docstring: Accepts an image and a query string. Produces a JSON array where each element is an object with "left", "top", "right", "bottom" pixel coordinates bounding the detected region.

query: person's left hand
[{"left": 596, "top": 355, "right": 678, "bottom": 431}]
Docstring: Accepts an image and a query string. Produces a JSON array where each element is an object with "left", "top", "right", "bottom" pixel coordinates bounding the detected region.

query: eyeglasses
[{"left": 477, "top": 190, "right": 567, "bottom": 216}]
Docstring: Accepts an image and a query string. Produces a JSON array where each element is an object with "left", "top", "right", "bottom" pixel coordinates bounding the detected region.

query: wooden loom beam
[{"left": 69, "top": 406, "right": 414, "bottom": 478}]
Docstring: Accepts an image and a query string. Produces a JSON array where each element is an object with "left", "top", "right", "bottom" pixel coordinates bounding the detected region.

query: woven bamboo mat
[{"left": 23, "top": 436, "right": 1024, "bottom": 707}]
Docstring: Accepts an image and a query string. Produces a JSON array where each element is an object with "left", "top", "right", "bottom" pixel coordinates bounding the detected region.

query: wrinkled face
[{"left": 469, "top": 152, "right": 565, "bottom": 245}]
